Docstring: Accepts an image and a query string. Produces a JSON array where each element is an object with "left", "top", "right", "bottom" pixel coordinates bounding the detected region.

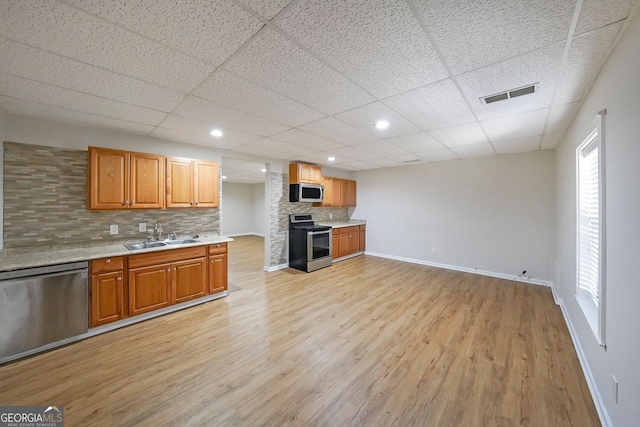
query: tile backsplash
[{"left": 3, "top": 142, "right": 220, "bottom": 249}]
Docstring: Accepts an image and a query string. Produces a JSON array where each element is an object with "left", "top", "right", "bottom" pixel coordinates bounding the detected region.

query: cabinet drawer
[
  {"left": 208, "top": 243, "right": 227, "bottom": 255},
  {"left": 339, "top": 226, "right": 360, "bottom": 234},
  {"left": 129, "top": 246, "right": 206, "bottom": 269},
  {"left": 91, "top": 256, "right": 124, "bottom": 274}
]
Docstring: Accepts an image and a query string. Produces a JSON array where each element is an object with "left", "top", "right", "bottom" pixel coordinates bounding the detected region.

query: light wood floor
[{"left": 0, "top": 235, "right": 599, "bottom": 426}]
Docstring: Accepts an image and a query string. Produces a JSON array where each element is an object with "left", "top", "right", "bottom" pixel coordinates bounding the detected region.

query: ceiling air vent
[{"left": 480, "top": 83, "right": 539, "bottom": 105}]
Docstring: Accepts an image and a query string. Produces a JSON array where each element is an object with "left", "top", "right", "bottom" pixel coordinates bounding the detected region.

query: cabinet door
[
  {"left": 315, "top": 176, "right": 332, "bottom": 207},
  {"left": 347, "top": 180, "right": 357, "bottom": 207},
  {"left": 89, "top": 147, "right": 129, "bottom": 210},
  {"left": 166, "top": 157, "right": 194, "bottom": 208},
  {"left": 209, "top": 254, "right": 228, "bottom": 294},
  {"left": 299, "top": 164, "right": 322, "bottom": 184},
  {"left": 338, "top": 232, "right": 351, "bottom": 258},
  {"left": 194, "top": 160, "right": 219, "bottom": 208},
  {"left": 173, "top": 257, "right": 207, "bottom": 304},
  {"left": 348, "top": 232, "right": 359, "bottom": 255},
  {"left": 340, "top": 180, "right": 349, "bottom": 207},
  {"left": 90, "top": 271, "right": 123, "bottom": 327},
  {"left": 129, "top": 263, "right": 171, "bottom": 316},
  {"left": 359, "top": 226, "right": 366, "bottom": 252},
  {"left": 332, "top": 232, "right": 339, "bottom": 259},
  {"left": 130, "top": 152, "right": 165, "bottom": 209}
]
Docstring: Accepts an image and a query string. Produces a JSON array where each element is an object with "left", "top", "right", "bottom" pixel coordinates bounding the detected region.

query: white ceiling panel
[
  {"left": 555, "top": 23, "right": 623, "bottom": 105},
  {"left": 417, "top": 149, "right": 459, "bottom": 162},
  {"left": 173, "top": 96, "right": 289, "bottom": 137},
  {"left": 159, "top": 114, "right": 262, "bottom": 144},
  {"left": 150, "top": 127, "right": 245, "bottom": 150},
  {"left": 363, "top": 158, "right": 405, "bottom": 168},
  {"left": 0, "top": 74, "right": 166, "bottom": 125},
  {"left": 541, "top": 133, "right": 565, "bottom": 149},
  {"left": 65, "top": 0, "right": 263, "bottom": 66},
  {"left": 247, "top": 138, "right": 318, "bottom": 156},
  {"left": 0, "top": 0, "right": 215, "bottom": 93},
  {"left": 0, "top": 95, "right": 155, "bottom": 135},
  {"left": 221, "top": 157, "right": 266, "bottom": 184},
  {"left": 428, "top": 122, "right": 488, "bottom": 147},
  {"left": 233, "top": 144, "right": 296, "bottom": 160},
  {"left": 275, "top": 0, "right": 447, "bottom": 98},
  {"left": 297, "top": 117, "right": 377, "bottom": 146},
  {"left": 353, "top": 140, "right": 412, "bottom": 157},
  {"left": 223, "top": 28, "right": 375, "bottom": 114},
  {"left": 384, "top": 132, "right": 446, "bottom": 153},
  {"left": 383, "top": 79, "right": 476, "bottom": 130},
  {"left": 547, "top": 103, "right": 581, "bottom": 135},
  {"left": 388, "top": 153, "right": 426, "bottom": 163},
  {"left": 480, "top": 109, "right": 548, "bottom": 142},
  {"left": 193, "top": 70, "right": 324, "bottom": 127},
  {"left": 456, "top": 43, "right": 565, "bottom": 120},
  {"left": 450, "top": 143, "right": 495, "bottom": 159},
  {"left": 328, "top": 146, "right": 378, "bottom": 161},
  {"left": 493, "top": 136, "right": 542, "bottom": 154},
  {"left": 0, "top": 38, "right": 185, "bottom": 112},
  {"left": 240, "top": 0, "right": 293, "bottom": 20},
  {"left": 334, "top": 102, "right": 421, "bottom": 138},
  {"left": 271, "top": 129, "right": 345, "bottom": 151},
  {"left": 336, "top": 161, "right": 381, "bottom": 171},
  {"left": 414, "top": 0, "right": 576, "bottom": 75},
  {"left": 575, "top": 0, "right": 638, "bottom": 35}
]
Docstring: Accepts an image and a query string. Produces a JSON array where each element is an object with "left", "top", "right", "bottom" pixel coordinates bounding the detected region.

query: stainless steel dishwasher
[{"left": 0, "top": 261, "right": 88, "bottom": 363}]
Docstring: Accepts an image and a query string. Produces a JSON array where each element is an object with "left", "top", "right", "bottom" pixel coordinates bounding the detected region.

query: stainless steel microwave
[{"left": 290, "top": 183, "right": 324, "bottom": 203}]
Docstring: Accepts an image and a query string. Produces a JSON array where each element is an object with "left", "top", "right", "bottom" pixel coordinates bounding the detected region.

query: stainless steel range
[{"left": 288, "top": 214, "right": 332, "bottom": 272}]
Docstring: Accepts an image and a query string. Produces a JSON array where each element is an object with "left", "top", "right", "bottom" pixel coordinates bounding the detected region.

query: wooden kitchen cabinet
[
  {"left": 208, "top": 243, "right": 228, "bottom": 294},
  {"left": 90, "top": 256, "right": 125, "bottom": 327},
  {"left": 340, "top": 179, "right": 357, "bottom": 207},
  {"left": 359, "top": 225, "right": 366, "bottom": 252},
  {"left": 289, "top": 162, "right": 322, "bottom": 184},
  {"left": 314, "top": 176, "right": 341, "bottom": 207},
  {"left": 333, "top": 226, "right": 365, "bottom": 260},
  {"left": 88, "top": 147, "right": 164, "bottom": 210},
  {"left": 128, "top": 263, "right": 172, "bottom": 316},
  {"left": 332, "top": 232, "right": 339, "bottom": 259},
  {"left": 173, "top": 257, "right": 207, "bottom": 304},
  {"left": 166, "top": 157, "right": 219, "bottom": 208}
]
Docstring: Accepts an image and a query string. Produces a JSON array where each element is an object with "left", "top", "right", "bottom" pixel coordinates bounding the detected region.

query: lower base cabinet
[
  {"left": 174, "top": 257, "right": 207, "bottom": 304},
  {"left": 128, "top": 263, "right": 172, "bottom": 316},
  {"left": 333, "top": 225, "right": 366, "bottom": 261},
  {"left": 208, "top": 243, "right": 228, "bottom": 294},
  {"left": 90, "top": 257, "right": 125, "bottom": 327}
]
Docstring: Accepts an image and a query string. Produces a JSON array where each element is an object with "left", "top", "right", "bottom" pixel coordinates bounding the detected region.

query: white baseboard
[
  {"left": 225, "top": 233, "right": 265, "bottom": 237},
  {"left": 264, "top": 263, "right": 288, "bottom": 272},
  {"left": 555, "top": 295, "right": 611, "bottom": 427},
  {"left": 364, "top": 251, "right": 552, "bottom": 287}
]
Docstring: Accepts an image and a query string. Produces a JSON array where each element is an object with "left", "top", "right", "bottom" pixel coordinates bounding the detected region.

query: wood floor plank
[{"left": 0, "top": 235, "right": 599, "bottom": 426}]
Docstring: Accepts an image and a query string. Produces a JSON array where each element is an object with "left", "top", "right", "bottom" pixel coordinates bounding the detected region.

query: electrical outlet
[
  {"left": 611, "top": 375, "right": 619, "bottom": 403},
  {"left": 330, "top": 213, "right": 333, "bottom": 219},
  {"left": 139, "top": 222, "right": 147, "bottom": 232},
  {"left": 109, "top": 224, "right": 118, "bottom": 235},
  {"left": 431, "top": 248, "right": 436, "bottom": 255}
]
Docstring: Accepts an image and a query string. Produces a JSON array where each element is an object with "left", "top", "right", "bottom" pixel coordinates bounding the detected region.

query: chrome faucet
[
  {"left": 154, "top": 222, "right": 163, "bottom": 241},
  {"left": 168, "top": 231, "right": 177, "bottom": 240}
]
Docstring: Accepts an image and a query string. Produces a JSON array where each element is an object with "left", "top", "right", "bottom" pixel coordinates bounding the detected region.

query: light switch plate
[
  {"left": 139, "top": 223, "right": 147, "bottom": 232},
  {"left": 110, "top": 225, "right": 118, "bottom": 235}
]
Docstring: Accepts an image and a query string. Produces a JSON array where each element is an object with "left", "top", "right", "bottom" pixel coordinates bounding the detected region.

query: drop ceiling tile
[
  {"left": 363, "top": 157, "right": 405, "bottom": 168},
  {"left": 353, "top": 141, "right": 412, "bottom": 157},
  {"left": 541, "top": 133, "right": 565, "bottom": 149},
  {"left": 275, "top": 0, "right": 447, "bottom": 98},
  {"left": 232, "top": 144, "right": 296, "bottom": 160},
  {"left": 416, "top": 149, "right": 459, "bottom": 162},
  {"left": 555, "top": 23, "right": 623, "bottom": 104},
  {"left": 0, "top": 0, "right": 214, "bottom": 92},
  {"left": 450, "top": 143, "right": 495, "bottom": 159},
  {"left": 575, "top": 0, "right": 638, "bottom": 35},
  {"left": 336, "top": 161, "right": 380, "bottom": 171},
  {"left": 150, "top": 128, "right": 245, "bottom": 150},
  {"left": 223, "top": 28, "right": 375, "bottom": 114},
  {"left": 271, "top": 129, "right": 345, "bottom": 151},
  {"left": 294, "top": 153, "right": 343, "bottom": 166},
  {"left": 480, "top": 109, "right": 548, "bottom": 142},
  {"left": 427, "top": 122, "right": 488, "bottom": 148},
  {"left": 456, "top": 43, "right": 565, "bottom": 120},
  {"left": 241, "top": 0, "right": 293, "bottom": 20},
  {"left": 328, "top": 146, "right": 378, "bottom": 161},
  {"left": 384, "top": 79, "right": 476, "bottom": 130},
  {"left": 547, "top": 103, "right": 580, "bottom": 134},
  {"left": 173, "top": 96, "right": 289, "bottom": 137},
  {"left": 0, "top": 74, "right": 166, "bottom": 125},
  {"left": 193, "top": 70, "right": 324, "bottom": 127},
  {"left": 0, "top": 95, "right": 155, "bottom": 135},
  {"left": 297, "top": 117, "right": 377, "bottom": 146},
  {"left": 384, "top": 132, "right": 446, "bottom": 153},
  {"left": 493, "top": 136, "right": 542, "bottom": 154},
  {"left": 65, "top": 0, "right": 263, "bottom": 66},
  {"left": 0, "top": 38, "right": 185, "bottom": 112},
  {"left": 247, "top": 138, "right": 317, "bottom": 156},
  {"left": 334, "top": 102, "right": 421, "bottom": 138},
  {"left": 413, "top": 0, "right": 576, "bottom": 75},
  {"left": 387, "top": 154, "right": 426, "bottom": 163},
  {"left": 160, "top": 114, "right": 262, "bottom": 144}
]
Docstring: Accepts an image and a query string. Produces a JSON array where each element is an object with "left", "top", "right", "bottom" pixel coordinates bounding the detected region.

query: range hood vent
[{"left": 480, "top": 83, "right": 539, "bottom": 105}]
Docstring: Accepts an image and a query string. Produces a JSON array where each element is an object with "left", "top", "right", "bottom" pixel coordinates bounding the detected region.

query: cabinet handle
[
  {"left": 167, "top": 268, "right": 171, "bottom": 272},
  {"left": 117, "top": 276, "right": 122, "bottom": 281},
  {"left": 195, "top": 201, "right": 198, "bottom": 206},
  {"left": 106, "top": 259, "right": 111, "bottom": 263},
  {"left": 124, "top": 200, "right": 129, "bottom": 205},
  {"left": 190, "top": 200, "right": 194, "bottom": 205},
  {"left": 131, "top": 200, "right": 135, "bottom": 205},
  {"left": 174, "top": 267, "right": 176, "bottom": 271}
]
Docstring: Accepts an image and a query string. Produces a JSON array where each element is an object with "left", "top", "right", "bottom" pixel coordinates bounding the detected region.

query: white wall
[
  {"left": 352, "top": 150, "right": 556, "bottom": 282},
  {"left": 554, "top": 13, "right": 640, "bottom": 427},
  {"left": 221, "top": 182, "right": 264, "bottom": 236}
]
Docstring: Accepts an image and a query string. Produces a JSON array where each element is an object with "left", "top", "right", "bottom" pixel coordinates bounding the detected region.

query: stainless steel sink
[
  {"left": 165, "top": 239, "right": 199, "bottom": 245},
  {"left": 124, "top": 241, "right": 167, "bottom": 250}
]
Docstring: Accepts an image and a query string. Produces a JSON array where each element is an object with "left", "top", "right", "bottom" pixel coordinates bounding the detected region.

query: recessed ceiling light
[
  {"left": 328, "top": 156, "right": 335, "bottom": 161},
  {"left": 210, "top": 129, "right": 223, "bottom": 137},
  {"left": 221, "top": 175, "right": 227, "bottom": 180},
  {"left": 261, "top": 168, "right": 266, "bottom": 172},
  {"left": 375, "top": 120, "right": 389, "bottom": 129}
]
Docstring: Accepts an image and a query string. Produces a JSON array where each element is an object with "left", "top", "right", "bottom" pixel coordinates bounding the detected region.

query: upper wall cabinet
[
  {"left": 88, "top": 147, "right": 165, "bottom": 210},
  {"left": 166, "top": 157, "right": 219, "bottom": 208},
  {"left": 289, "top": 162, "right": 322, "bottom": 185}
]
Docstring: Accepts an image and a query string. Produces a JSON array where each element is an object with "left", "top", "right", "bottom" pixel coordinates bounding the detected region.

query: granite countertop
[
  {"left": 317, "top": 219, "right": 366, "bottom": 228},
  {"left": 0, "top": 234, "right": 234, "bottom": 272}
]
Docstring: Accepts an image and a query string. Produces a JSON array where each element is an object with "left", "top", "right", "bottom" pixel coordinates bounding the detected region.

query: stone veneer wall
[
  {"left": 3, "top": 142, "right": 220, "bottom": 249},
  {"left": 269, "top": 172, "right": 348, "bottom": 267}
]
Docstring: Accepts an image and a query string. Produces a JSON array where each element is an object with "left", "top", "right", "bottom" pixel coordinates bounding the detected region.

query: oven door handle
[{"left": 308, "top": 230, "right": 331, "bottom": 236}]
